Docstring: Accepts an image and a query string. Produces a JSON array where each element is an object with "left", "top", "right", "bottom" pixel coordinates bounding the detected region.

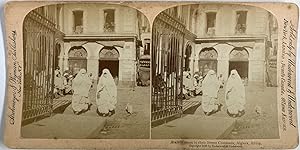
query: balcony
[
  {"left": 104, "top": 22, "right": 115, "bottom": 33},
  {"left": 73, "top": 25, "right": 83, "bottom": 34},
  {"left": 235, "top": 24, "right": 246, "bottom": 34},
  {"left": 206, "top": 27, "right": 215, "bottom": 36}
]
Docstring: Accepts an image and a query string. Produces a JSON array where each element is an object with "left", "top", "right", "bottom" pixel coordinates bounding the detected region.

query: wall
[
  {"left": 61, "top": 3, "right": 138, "bottom": 35},
  {"left": 189, "top": 4, "right": 269, "bottom": 37}
]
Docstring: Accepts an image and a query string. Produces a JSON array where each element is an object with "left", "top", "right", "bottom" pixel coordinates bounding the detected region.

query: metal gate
[
  {"left": 151, "top": 11, "right": 186, "bottom": 124},
  {"left": 23, "top": 10, "right": 57, "bottom": 123}
]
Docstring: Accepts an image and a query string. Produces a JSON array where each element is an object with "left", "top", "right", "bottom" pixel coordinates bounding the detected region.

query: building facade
[
  {"left": 178, "top": 4, "right": 278, "bottom": 86},
  {"left": 56, "top": 3, "right": 150, "bottom": 87}
]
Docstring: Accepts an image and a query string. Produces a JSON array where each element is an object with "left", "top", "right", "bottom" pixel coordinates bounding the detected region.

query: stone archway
[
  {"left": 199, "top": 47, "right": 218, "bottom": 76},
  {"left": 98, "top": 46, "right": 120, "bottom": 79},
  {"left": 229, "top": 47, "right": 249, "bottom": 79},
  {"left": 68, "top": 46, "right": 88, "bottom": 75}
]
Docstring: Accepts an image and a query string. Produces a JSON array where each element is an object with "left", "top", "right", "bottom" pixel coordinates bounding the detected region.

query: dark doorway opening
[
  {"left": 54, "top": 44, "right": 61, "bottom": 69},
  {"left": 99, "top": 60, "right": 119, "bottom": 78},
  {"left": 229, "top": 61, "right": 248, "bottom": 79}
]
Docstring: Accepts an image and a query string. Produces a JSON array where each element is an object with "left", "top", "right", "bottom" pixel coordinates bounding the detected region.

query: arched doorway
[
  {"left": 184, "top": 44, "right": 192, "bottom": 71},
  {"left": 99, "top": 46, "right": 119, "bottom": 78},
  {"left": 68, "top": 46, "right": 87, "bottom": 75},
  {"left": 198, "top": 47, "right": 218, "bottom": 76},
  {"left": 229, "top": 47, "right": 249, "bottom": 79}
]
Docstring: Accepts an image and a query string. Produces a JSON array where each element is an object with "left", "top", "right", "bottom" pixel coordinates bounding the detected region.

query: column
[
  {"left": 217, "top": 58, "right": 229, "bottom": 80},
  {"left": 82, "top": 42, "right": 104, "bottom": 79},
  {"left": 63, "top": 42, "right": 71, "bottom": 72}
]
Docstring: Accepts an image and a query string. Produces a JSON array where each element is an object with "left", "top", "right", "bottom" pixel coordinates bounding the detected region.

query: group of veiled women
[
  {"left": 200, "top": 69, "right": 246, "bottom": 117},
  {"left": 70, "top": 68, "right": 117, "bottom": 117}
]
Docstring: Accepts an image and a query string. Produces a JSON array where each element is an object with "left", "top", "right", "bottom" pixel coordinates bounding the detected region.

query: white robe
[
  {"left": 201, "top": 70, "right": 220, "bottom": 113},
  {"left": 72, "top": 69, "right": 91, "bottom": 112},
  {"left": 225, "top": 70, "right": 246, "bottom": 115},
  {"left": 96, "top": 69, "right": 117, "bottom": 114}
]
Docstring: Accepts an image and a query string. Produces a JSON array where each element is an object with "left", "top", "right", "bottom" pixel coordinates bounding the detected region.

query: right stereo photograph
[{"left": 151, "top": 3, "right": 279, "bottom": 139}]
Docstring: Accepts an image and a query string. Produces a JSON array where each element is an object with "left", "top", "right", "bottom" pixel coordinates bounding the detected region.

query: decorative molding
[
  {"left": 99, "top": 48, "right": 119, "bottom": 60},
  {"left": 68, "top": 47, "right": 88, "bottom": 58},
  {"left": 199, "top": 48, "right": 218, "bottom": 59},
  {"left": 229, "top": 48, "right": 249, "bottom": 61}
]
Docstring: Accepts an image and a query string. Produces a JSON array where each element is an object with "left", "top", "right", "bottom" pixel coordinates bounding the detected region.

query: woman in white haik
[
  {"left": 96, "top": 69, "right": 117, "bottom": 117},
  {"left": 72, "top": 69, "right": 92, "bottom": 115},
  {"left": 201, "top": 70, "right": 220, "bottom": 116},
  {"left": 225, "top": 70, "right": 246, "bottom": 117}
]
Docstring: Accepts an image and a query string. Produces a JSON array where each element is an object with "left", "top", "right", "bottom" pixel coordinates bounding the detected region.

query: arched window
[
  {"left": 68, "top": 46, "right": 87, "bottom": 75},
  {"left": 99, "top": 47, "right": 119, "bottom": 60},
  {"left": 229, "top": 47, "right": 249, "bottom": 61},
  {"left": 199, "top": 47, "right": 218, "bottom": 76}
]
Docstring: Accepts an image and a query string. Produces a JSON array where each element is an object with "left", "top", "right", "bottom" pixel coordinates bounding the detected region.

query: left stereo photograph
[{"left": 21, "top": 3, "right": 151, "bottom": 139}]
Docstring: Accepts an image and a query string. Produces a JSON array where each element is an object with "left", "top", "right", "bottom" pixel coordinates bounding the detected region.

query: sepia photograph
[
  {"left": 151, "top": 4, "right": 279, "bottom": 139},
  {"left": 2, "top": 1, "right": 299, "bottom": 149},
  {"left": 21, "top": 3, "right": 151, "bottom": 139}
]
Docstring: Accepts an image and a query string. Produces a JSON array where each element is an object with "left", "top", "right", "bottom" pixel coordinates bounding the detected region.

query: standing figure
[
  {"left": 193, "top": 74, "right": 200, "bottom": 95},
  {"left": 225, "top": 70, "right": 246, "bottom": 117},
  {"left": 65, "top": 75, "right": 73, "bottom": 94},
  {"left": 54, "top": 72, "right": 64, "bottom": 98},
  {"left": 182, "top": 71, "right": 190, "bottom": 99},
  {"left": 201, "top": 70, "right": 220, "bottom": 116},
  {"left": 72, "top": 69, "right": 92, "bottom": 115},
  {"left": 96, "top": 69, "right": 117, "bottom": 117}
]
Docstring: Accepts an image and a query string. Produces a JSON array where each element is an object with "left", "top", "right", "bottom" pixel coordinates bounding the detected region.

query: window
[
  {"left": 144, "top": 39, "right": 150, "bottom": 55},
  {"left": 104, "top": 9, "right": 115, "bottom": 32},
  {"left": 235, "top": 11, "right": 247, "bottom": 34},
  {"left": 206, "top": 12, "right": 216, "bottom": 36},
  {"left": 73, "top": 11, "right": 83, "bottom": 34}
]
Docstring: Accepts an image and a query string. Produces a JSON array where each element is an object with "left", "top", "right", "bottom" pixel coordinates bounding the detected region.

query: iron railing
[
  {"left": 22, "top": 10, "right": 57, "bottom": 124},
  {"left": 151, "top": 12, "right": 186, "bottom": 124}
]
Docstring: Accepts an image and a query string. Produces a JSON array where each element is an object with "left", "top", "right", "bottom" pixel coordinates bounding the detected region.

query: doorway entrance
[
  {"left": 99, "top": 47, "right": 120, "bottom": 78},
  {"left": 229, "top": 47, "right": 249, "bottom": 79},
  {"left": 99, "top": 60, "right": 119, "bottom": 78},
  {"left": 229, "top": 61, "right": 248, "bottom": 79}
]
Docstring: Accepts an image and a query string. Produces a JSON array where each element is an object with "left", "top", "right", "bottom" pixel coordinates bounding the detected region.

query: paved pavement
[
  {"left": 22, "top": 82, "right": 151, "bottom": 139},
  {"left": 21, "top": 114, "right": 106, "bottom": 139},
  {"left": 151, "top": 115, "right": 236, "bottom": 139},
  {"left": 21, "top": 82, "right": 278, "bottom": 139},
  {"left": 151, "top": 84, "right": 279, "bottom": 139},
  {"left": 93, "top": 86, "right": 150, "bottom": 139}
]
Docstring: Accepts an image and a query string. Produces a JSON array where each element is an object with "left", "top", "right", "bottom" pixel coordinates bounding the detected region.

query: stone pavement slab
[
  {"left": 151, "top": 115, "right": 236, "bottom": 139},
  {"left": 21, "top": 114, "right": 107, "bottom": 139}
]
